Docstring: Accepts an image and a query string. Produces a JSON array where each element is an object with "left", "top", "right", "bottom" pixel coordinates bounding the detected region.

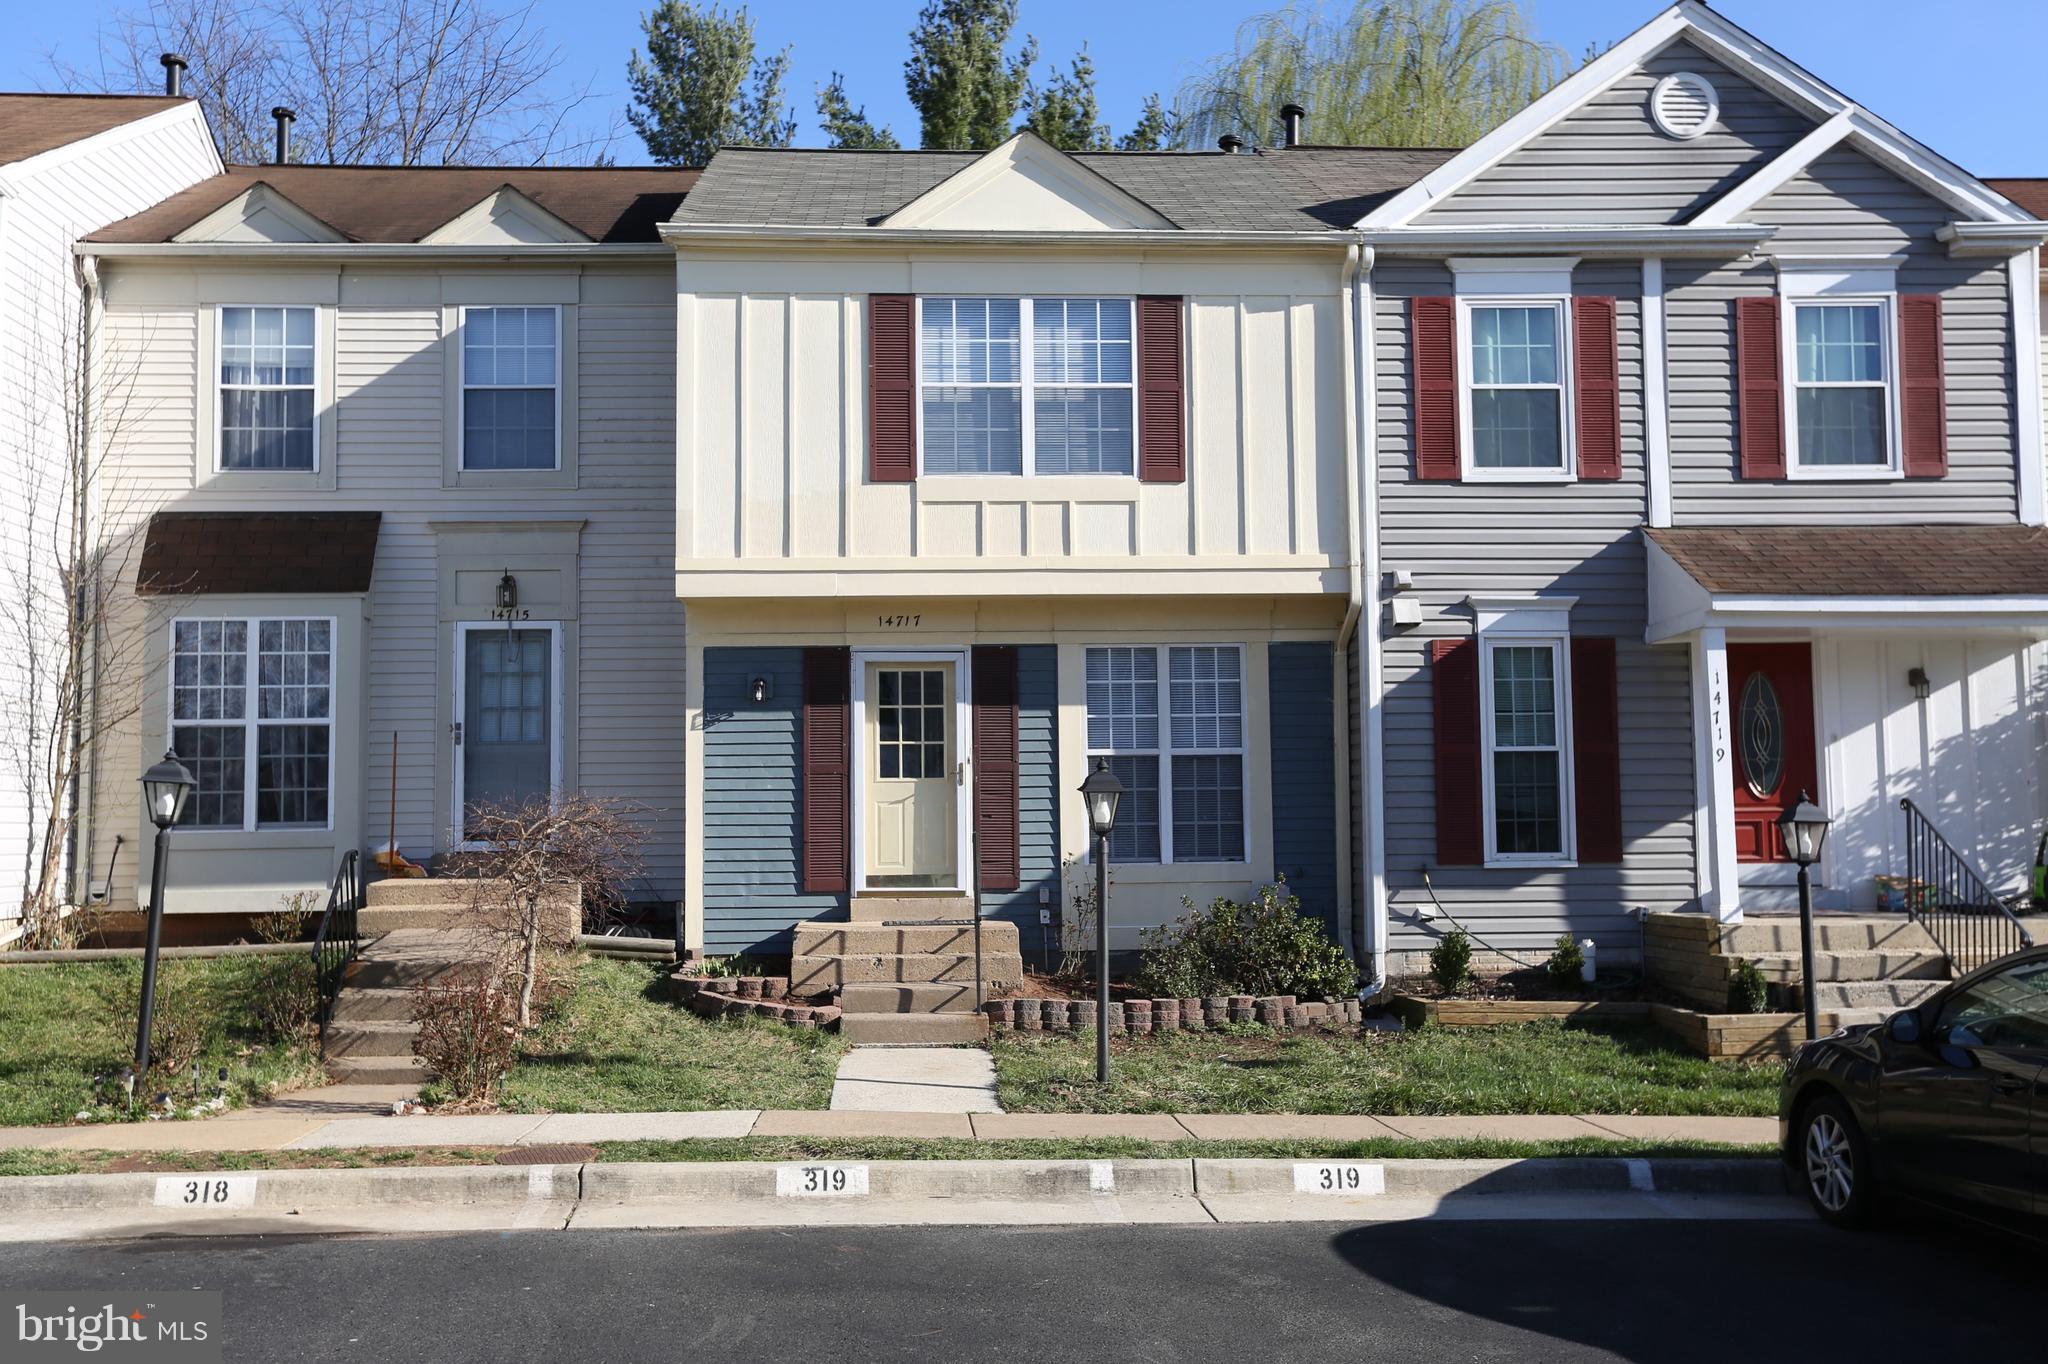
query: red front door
[{"left": 1728, "top": 643, "right": 1818, "bottom": 863}]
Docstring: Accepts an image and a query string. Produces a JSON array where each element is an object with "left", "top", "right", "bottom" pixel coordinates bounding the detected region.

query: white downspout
[{"left": 1347, "top": 239, "right": 1390, "bottom": 995}]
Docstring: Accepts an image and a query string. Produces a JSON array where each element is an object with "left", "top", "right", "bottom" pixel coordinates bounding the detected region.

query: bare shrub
[
  {"left": 410, "top": 971, "right": 518, "bottom": 1105},
  {"left": 120, "top": 969, "right": 206, "bottom": 1096},
  {"left": 250, "top": 889, "right": 322, "bottom": 945}
]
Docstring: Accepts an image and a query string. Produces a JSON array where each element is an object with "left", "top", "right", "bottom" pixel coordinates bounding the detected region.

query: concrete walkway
[
  {"left": 0, "top": 1109, "right": 1775, "bottom": 1152},
  {"left": 829, "top": 1047, "right": 1002, "bottom": 1113}
]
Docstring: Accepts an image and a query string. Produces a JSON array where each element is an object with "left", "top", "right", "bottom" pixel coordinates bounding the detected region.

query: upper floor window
[
  {"left": 1790, "top": 299, "right": 1892, "bottom": 470},
  {"left": 462, "top": 306, "right": 559, "bottom": 470},
  {"left": 920, "top": 297, "right": 1133, "bottom": 476},
  {"left": 170, "top": 617, "right": 333, "bottom": 831},
  {"left": 1084, "top": 643, "right": 1246, "bottom": 865},
  {"left": 1463, "top": 298, "right": 1571, "bottom": 476},
  {"left": 219, "top": 306, "right": 315, "bottom": 471}
]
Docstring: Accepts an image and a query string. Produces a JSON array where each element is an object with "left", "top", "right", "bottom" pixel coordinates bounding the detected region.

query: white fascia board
[
  {"left": 658, "top": 223, "right": 1347, "bottom": 249},
  {"left": 1361, "top": 224, "right": 1771, "bottom": 257},
  {"left": 77, "top": 242, "right": 671, "bottom": 261},
  {"left": 1691, "top": 112, "right": 1854, "bottom": 226},
  {"left": 1646, "top": 594, "right": 2048, "bottom": 643}
]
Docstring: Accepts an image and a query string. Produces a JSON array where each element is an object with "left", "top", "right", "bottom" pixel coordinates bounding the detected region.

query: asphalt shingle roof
[
  {"left": 672, "top": 145, "right": 1457, "bottom": 232},
  {"left": 1647, "top": 525, "right": 2048, "bottom": 596},
  {"left": 0, "top": 93, "right": 189, "bottom": 167},
  {"left": 138, "top": 512, "right": 381, "bottom": 596}
]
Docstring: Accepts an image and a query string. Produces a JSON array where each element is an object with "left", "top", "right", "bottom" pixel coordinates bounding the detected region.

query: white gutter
[
  {"left": 1940, "top": 222, "right": 2048, "bottom": 257},
  {"left": 1360, "top": 225, "right": 1773, "bottom": 257},
  {"left": 659, "top": 223, "right": 1349, "bottom": 249},
  {"left": 76, "top": 242, "right": 671, "bottom": 261}
]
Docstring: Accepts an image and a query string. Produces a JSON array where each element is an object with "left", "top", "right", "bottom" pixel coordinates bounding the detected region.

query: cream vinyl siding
[
  {"left": 674, "top": 251, "right": 1350, "bottom": 596},
  {"left": 92, "top": 266, "right": 685, "bottom": 910}
]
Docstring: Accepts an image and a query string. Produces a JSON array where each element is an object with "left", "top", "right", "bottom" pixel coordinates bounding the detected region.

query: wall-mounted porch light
[
  {"left": 1907, "top": 666, "right": 1931, "bottom": 701},
  {"left": 495, "top": 570, "right": 519, "bottom": 612},
  {"left": 750, "top": 676, "right": 773, "bottom": 704}
]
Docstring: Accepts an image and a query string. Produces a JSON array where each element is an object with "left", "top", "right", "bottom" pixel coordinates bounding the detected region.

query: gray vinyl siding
[
  {"left": 1373, "top": 260, "right": 1697, "bottom": 956},
  {"left": 700, "top": 647, "right": 844, "bottom": 953},
  {"left": 1412, "top": 39, "right": 1814, "bottom": 226},
  {"left": 1666, "top": 147, "right": 2020, "bottom": 524},
  {"left": 979, "top": 645, "right": 1058, "bottom": 970},
  {"left": 1269, "top": 642, "right": 1340, "bottom": 939}
]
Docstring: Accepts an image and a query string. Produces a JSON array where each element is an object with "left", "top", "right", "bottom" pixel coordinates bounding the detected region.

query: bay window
[
  {"left": 921, "top": 297, "right": 1134, "bottom": 476},
  {"left": 1085, "top": 644, "right": 1245, "bottom": 864},
  {"left": 170, "top": 617, "right": 333, "bottom": 831}
]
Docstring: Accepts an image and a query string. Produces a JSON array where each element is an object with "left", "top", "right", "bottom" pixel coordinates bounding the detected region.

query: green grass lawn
[
  {"left": 992, "top": 1020, "right": 1782, "bottom": 1117},
  {"left": 0, "top": 958, "right": 324, "bottom": 1127},
  {"left": 491, "top": 955, "right": 847, "bottom": 1113}
]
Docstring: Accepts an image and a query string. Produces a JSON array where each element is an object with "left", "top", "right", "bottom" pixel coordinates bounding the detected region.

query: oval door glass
[{"left": 1740, "top": 671, "right": 1784, "bottom": 799}]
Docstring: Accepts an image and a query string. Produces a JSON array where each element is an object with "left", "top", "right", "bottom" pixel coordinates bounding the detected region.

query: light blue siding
[
  {"left": 1269, "top": 641, "right": 1341, "bottom": 938},
  {"left": 980, "top": 645, "right": 1060, "bottom": 970}
]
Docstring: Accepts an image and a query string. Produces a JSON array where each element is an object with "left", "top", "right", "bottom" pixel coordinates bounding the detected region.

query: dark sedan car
[{"left": 1781, "top": 945, "right": 2048, "bottom": 1232}]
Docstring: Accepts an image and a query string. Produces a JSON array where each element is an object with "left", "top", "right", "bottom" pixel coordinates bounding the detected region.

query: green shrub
[
  {"left": 1727, "top": 958, "right": 1770, "bottom": 1014},
  {"left": 1134, "top": 881, "right": 1358, "bottom": 1001},
  {"left": 1429, "top": 928, "right": 1473, "bottom": 995},
  {"left": 1546, "top": 934, "right": 1585, "bottom": 989}
]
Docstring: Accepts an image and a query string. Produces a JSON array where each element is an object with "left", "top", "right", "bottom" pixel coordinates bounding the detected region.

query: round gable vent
[{"left": 1650, "top": 71, "right": 1719, "bottom": 139}]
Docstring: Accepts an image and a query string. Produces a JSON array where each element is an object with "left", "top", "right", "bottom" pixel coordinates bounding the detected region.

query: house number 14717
[{"left": 876, "top": 613, "right": 922, "bottom": 628}]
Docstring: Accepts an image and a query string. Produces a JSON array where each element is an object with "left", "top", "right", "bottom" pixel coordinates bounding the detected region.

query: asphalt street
[{"left": 0, "top": 1215, "right": 2029, "bottom": 1362}]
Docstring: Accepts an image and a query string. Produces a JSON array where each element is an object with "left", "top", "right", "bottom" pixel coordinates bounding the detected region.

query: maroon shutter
[
  {"left": 1573, "top": 296, "right": 1622, "bottom": 480},
  {"left": 1899, "top": 293, "right": 1948, "bottom": 478},
  {"left": 1431, "top": 637, "right": 1483, "bottom": 866},
  {"left": 1137, "top": 295, "right": 1186, "bottom": 483},
  {"left": 972, "top": 645, "right": 1020, "bottom": 892},
  {"left": 868, "top": 294, "right": 916, "bottom": 483},
  {"left": 1570, "top": 636, "right": 1623, "bottom": 865},
  {"left": 1735, "top": 294, "right": 1785, "bottom": 480},
  {"left": 1413, "top": 296, "right": 1461, "bottom": 481},
  {"left": 801, "top": 647, "right": 851, "bottom": 893}
]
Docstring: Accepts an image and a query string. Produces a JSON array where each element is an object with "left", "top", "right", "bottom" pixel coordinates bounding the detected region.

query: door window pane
[{"left": 874, "top": 668, "right": 947, "bottom": 780}]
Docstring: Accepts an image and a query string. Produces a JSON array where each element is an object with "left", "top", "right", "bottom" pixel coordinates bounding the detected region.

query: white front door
[{"left": 861, "top": 657, "right": 962, "bottom": 890}]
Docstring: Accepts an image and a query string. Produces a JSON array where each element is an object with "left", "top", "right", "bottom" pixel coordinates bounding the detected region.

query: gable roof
[
  {"left": 1985, "top": 180, "right": 2048, "bottom": 222},
  {"left": 672, "top": 145, "right": 1455, "bottom": 233},
  {"left": 0, "top": 93, "right": 190, "bottom": 167},
  {"left": 90, "top": 164, "right": 697, "bottom": 244},
  {"left": 1647, "top": 526, "right": 2048, "bottom": 597}
]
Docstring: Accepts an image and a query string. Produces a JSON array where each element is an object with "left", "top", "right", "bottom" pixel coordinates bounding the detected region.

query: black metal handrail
[
  {"left": 311, "top": 850, "right": 364, "bottom": 1057},
  {"left": 1899, "top": 799, "right": 2035, "bottom": 974}
]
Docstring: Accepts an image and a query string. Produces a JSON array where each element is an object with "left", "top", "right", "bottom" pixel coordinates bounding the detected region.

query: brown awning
[
  {"left": 137, "top": 512, "right": 380, "bottom": 596},
  {"left": 1646, "top": 525, "right": 2048, "bottom": 597}
]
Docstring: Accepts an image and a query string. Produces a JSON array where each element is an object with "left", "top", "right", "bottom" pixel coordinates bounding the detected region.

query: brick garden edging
[
  {"left": 666, "top": 971, "right": 842, "bottom": 1031},
  {"left": 985, "top": 995, "right": 1364, "bottom": 1035}
]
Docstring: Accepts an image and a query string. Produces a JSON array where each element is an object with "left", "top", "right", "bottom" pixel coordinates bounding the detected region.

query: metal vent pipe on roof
[
  {"left": 1280, "top": 102, "right": 1306, "bottom": 148},
  {"left": 160, "top": 53, "right": 186, "bottom": 98},
  {"left": 1218, "top": 133, "right": 1244, "bottom": 154},
  {"left": 271, "top": 106, "right": 295, "bottom": 165}
]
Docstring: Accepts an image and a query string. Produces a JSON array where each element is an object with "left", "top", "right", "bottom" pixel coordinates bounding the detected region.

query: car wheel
[{"left": 1798, "top": 1094, "right": 1877, "bottom": 1228}]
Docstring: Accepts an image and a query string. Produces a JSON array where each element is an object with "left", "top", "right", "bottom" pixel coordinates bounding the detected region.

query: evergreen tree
[
  {"left": 904, "top": 0, "right": 1037, "bottom": 150},
  {"left": 817, "top": 72, "right": 902, "bottom": 149},
  {"left": 1117, "top": 93, "right": 1173, "bottom": 151},
  {"left": 1019, "top": 49, "right": 1108, "bottom": 151},
  {"left": 627, "top": 2, "right": 795, "bottom": 165}
]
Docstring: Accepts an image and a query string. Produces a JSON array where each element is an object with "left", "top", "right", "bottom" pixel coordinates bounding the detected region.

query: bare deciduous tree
[{"left": 65, "top": 0, "right": 613, "bottom": 166}]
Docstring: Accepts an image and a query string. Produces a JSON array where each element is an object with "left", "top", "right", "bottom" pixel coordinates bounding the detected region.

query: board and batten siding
[
  {"left": 1411, "top": 40, "right": 1814, "bottom": 227},
  {"left": 1373, "top": 260, "right": 1697, "bottom": 956},
  {"left": 1268, "top": 641, "right": 1341, "bottom": 941},
  {"left": 92, "top": 272, "right": 686, "bottom": 909},
  {"left": 1668, "top": 147, "right": 2019, "bottom": 524}
]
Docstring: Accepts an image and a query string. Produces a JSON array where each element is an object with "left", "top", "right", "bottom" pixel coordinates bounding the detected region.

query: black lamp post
[
  {"left": 1779, "top": 789, "right": 1832, "bottom": 1042},
  {"left": 1079, "top": 759, "right": 1124, "bottom": 1085},
  {"left": 136, "top": 751, "right": 194, "bottom": 1100}
]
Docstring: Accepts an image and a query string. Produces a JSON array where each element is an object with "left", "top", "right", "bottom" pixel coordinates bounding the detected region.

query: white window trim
[
  {"left": 1777, "top": 263, "right": 1904, "bottom": 481},
  {"left": 456, "top": 304, "right": 564, "bottom": 473},
  {"left": 1084, "top": 642, "right": 1250, "bottom": 867},
  {"left": 167, "top": 615, "right": 338, "bottom": 834},
  {"left": 451, "top": 620, "right": 565, "bottom": 852},
  {"left": 214, "top": 304, "right": 320, "bottom": 475},
  {"left": 1455, "top": 294, "right": 1577, "bottom": 484},
  {"left": 1470, "top": 596, "right": 1577, "bottom": 868},
  {"left": 914, "top": 295, "right": 1138, "bottom": 478}
]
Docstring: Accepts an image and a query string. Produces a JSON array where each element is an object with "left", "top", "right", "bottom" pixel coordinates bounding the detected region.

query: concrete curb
[{"left": 0, "top": 1163, "right": 583, "bottom": 1213}]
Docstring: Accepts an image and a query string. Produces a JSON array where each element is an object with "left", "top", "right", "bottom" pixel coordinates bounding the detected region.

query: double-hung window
[
  {"left": 219, "top": 306, "right": 316, "bottom": 471},
  {"left": 461, "top": 306, "right": 560, "bottom": 470},
  {"left": 1790, "top": 298, "right": 1893, "bottom": 471},
  {"left": 170, "top": 618, "right": 333, "bottom": 831},
  {"left": 1084, "top": 644, "right": 1246, "bottom": 864},
  {"left": 1479, "top": 636, "right": 1574, "bottom": 863},
  {"left": 920, "top": 297, "right": 1134, "bottom": 476},
  {"left": 1464, "top": 299, "right": 1569, "bottom": 474}
]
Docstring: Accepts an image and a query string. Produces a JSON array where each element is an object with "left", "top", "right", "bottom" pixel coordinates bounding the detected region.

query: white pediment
[
  {"left": 882, "top": 133, "right": 1176, "bottom": 232},
  {"left": 173, "top": 183, "right": 347, "bottom": 243},
  {"left": 420, "top": 187, "right": 591, "bottom": 245}
]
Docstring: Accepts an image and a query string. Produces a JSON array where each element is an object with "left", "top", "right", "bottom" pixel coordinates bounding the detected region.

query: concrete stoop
[
  {"left": 1645, "top": 910, "right": 1961, "bottom": 1018},
  {"left": 794, "top": 897, "right": 1016, "bottom": 1044},
  {"left": 324, "top": 929, "right": 493, "bottom": 1084},
  {"left": 358, "top": 877, "right": 580, "bottom": 938}
]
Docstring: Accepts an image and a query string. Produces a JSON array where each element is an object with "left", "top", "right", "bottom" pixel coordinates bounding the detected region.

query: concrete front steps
[
  {"left": 793, "top": 897, "right": 1016, "bottom": 1044},
  {"left": 323, "top": 929, "right": 492, "bottom": 1084},
  {"left": 838, "top": 983, "right": 989, "bottom": 1045},
  {"left": 1646, "top": 911, "right": 1958, "bottom": 1029},
  {"left": 357, "top": 877, "right": 579, "bottom": 937}
]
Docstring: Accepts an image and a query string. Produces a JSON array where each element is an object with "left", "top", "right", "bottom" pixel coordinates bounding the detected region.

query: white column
[
  {"left": 2010, "top": 249, "right": 2045, "bottom": 526},
  {"left": 1642, "top": 257, "right": 1672, "bottom": 529},
  {"left": 1690, "top": 626, "right": 1741, "bottom": 923}
]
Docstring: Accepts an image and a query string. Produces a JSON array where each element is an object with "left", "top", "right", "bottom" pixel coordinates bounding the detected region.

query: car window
[{"left": 1937, "top": 959, "right": 2048, "bottom": 1050}]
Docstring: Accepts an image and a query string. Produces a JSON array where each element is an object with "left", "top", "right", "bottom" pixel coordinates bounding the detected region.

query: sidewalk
[{"left": 0, "top": 1108, "right": 1776, "bottom": 1152}]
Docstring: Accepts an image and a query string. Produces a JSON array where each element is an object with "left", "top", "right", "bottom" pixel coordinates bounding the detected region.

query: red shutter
[
  {"left": 1137, "top": 295, "right": 1186, "bottom": 483},
  {"left": 1735, "top": 294, "right": 1785, "bottom": 480},
  {"left": 972, "top": 645, "right": 1020, "bottom": 892},
  {"left": 868, "top": 295, "right": 916, "bottom": 483},
  {"left": 1899, "top": 293, "right": 1948, "bottom": 478},
  {"left": 1413, "top": 296, "right": 1461, "bottom": 481},
  {"left": 1570, "top": 636, "right": 1623, "bottom": 865},
  {"left": 801, "top": 647, "right": 851, "bottom": 893},
  {"left": 1431, "top": 637, "right": 1483, "bottom": 866},
  {"left": 1573, "top": 296, "right": 1622, "bottom": 480}
]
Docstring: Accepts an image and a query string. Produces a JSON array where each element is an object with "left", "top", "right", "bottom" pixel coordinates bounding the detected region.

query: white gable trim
[
  {"left": 880, "top": 131, "right": 1177, "bottom": 232},
  {"left": 1690, "top": 112, "right": 1853, "bottom": 226},
  {"left": 420, "top": 186, "right": 591, "bottom": 245},
  {"left": 1362, "top": 1, "right": 2030, "bottom": 230},
  {"left": 173, "top": 183, "right": 348, "bottom": 243}
]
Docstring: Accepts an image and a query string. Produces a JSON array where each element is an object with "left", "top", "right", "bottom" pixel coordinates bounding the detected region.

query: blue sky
[{"left": 11, "top": 1, "right": 2045, "bottom": 174}]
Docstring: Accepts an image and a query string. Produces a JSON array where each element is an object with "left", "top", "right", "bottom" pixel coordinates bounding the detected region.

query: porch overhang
[{"left": 1644, "top": 526, "right": 2048, "bottom": 642}]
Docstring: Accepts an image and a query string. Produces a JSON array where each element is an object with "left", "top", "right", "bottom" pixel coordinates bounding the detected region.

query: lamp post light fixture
[
  {"left": 135, "top": 751, "right": 195, "bottom": 1100},
  {"left": 1079, "top": 759, "right": 1124, "bottom": 1085},
  {"left": 1779, "top": 790, "right": 1832, "bottom": 1042}
]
